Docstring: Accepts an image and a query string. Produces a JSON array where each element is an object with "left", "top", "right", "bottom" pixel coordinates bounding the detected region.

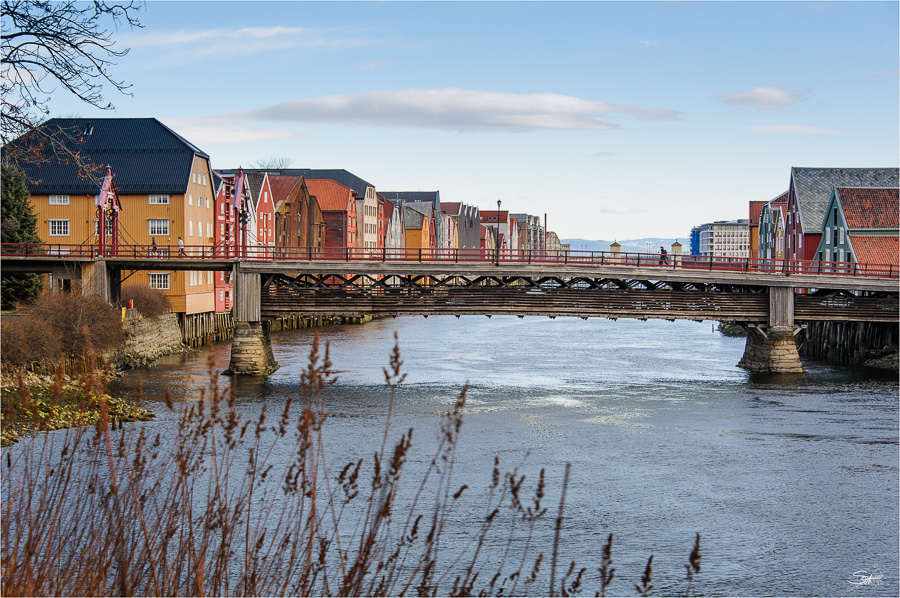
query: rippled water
[{"left": 106, "top": 316, "right": 898, "bottom": 597}]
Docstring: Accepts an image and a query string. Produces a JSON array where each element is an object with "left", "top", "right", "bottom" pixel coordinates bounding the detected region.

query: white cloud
[
  {"left": 746, "top": 124, "right": 840, "bottom": 134},
  {"left": 161, "top": 120, "right": 302, "bottom": 144},
  {"left": 122, "top": 26, "right": 393, "bottom": 60},
  {"left": 638, "top": 40, "right": 659, "bottom": 47},
  {"left": 358, "top": 59, "right": 394, "bottom": 71},
  {"left": 226, "top": 88, "right": 683, "bottom": 132},
  {"left": 718, "top": 86, "right": 810, "bottom": 110}
]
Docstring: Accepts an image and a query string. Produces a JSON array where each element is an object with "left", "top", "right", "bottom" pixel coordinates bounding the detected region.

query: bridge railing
[{"left": 1, "top": 243, "right": 897, "bottom": 279}]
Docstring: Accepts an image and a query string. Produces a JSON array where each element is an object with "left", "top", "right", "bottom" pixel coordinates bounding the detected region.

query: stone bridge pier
[
  {"left": 225, "top": 265, "right": 279, "bottom": 375},
  {"left": 737, "top": 286, "right": 803, "bottom": 374}
]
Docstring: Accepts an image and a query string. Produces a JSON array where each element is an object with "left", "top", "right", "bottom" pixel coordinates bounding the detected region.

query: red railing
[{"left": 1, "top": 243, "right": 897, "bottom": 279}]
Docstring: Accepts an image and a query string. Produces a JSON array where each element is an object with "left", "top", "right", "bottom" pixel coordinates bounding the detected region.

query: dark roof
[
  {"left": 403, "top": 205, "right": 426, "bottom": 229},
  {"left": 245, "top": 172, "right": 266, "bottom": 205},
  {"left": 5, "top": 118, "right": 210, "bottom": 195},
  {"left": 381, "top": 191, "right": 440, "bottom": 206},
  {"left": 791, "top": 167, "right": 899, "bottom": 231},
  {"left": 223, "top": 168, "right": 374, "bottom": 199}
]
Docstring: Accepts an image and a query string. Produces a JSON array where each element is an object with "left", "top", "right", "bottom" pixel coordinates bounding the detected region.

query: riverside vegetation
[
  {"left": 1, "top": 332, "right": 703, "bottom": 596},
  {"left": 0, "top": 287, "right": 173, "bottom": 445}
]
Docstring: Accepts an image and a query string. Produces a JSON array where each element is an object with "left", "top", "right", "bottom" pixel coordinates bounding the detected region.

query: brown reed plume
[{"left": 1, "top": 332, "right": 703, "bottom": 596}]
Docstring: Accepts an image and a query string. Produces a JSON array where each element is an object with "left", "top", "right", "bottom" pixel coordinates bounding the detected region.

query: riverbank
[
  {"left": 0, "top": 369, "right": 153, "bottom": 447},
  {"left": 0, "top": 312, "right": 382, "bottom": 445}
]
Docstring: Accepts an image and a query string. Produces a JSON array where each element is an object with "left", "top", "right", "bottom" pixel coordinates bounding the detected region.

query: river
[{"left": 106, "top": 316, "right": 899, "bottom": 597}]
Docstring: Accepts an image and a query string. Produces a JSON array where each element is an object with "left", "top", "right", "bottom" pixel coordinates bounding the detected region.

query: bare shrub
[
  {"left": 120, "top": 285, "right": 171, "bottom": 318},
  {"left": 27, "top": 292, "right": 125, "bottom": 356},
  {"left": 1, "top": 334, "right": 701, "bottom": 596},
  {"left": 1, "top": 293, "right": 124, "bottom": 372},
  {"left": 0, "top": 315, "right": 62, "bottom": 369}
]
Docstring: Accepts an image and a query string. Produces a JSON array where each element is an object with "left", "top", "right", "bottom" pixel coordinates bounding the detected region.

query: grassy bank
[{"left": 0, "top": 367, "right": 153, "bottom": 447}]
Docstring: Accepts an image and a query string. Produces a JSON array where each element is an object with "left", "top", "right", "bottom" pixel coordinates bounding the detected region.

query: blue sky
[{"left": 48, "top": 1, "right": 899, "bottom": 241}]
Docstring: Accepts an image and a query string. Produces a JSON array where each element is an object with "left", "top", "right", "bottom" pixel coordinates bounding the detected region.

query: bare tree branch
[{"left": 1, "top": 0, "right": 143, "bottom": 177}]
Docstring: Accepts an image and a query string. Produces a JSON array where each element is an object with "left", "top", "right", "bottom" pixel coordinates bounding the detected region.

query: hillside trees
[{"left": 1, "top": 164, "right": 42, "bottom": 309}]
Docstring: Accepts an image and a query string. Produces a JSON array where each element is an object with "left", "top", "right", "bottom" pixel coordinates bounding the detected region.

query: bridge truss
[{"left": 259, "top": 271, "right": 898, "bottom": 323}]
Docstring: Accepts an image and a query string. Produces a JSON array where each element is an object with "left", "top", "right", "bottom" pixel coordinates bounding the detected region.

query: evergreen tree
[{"left": 1, "top": 164, "right": 43, "bottom": 309}]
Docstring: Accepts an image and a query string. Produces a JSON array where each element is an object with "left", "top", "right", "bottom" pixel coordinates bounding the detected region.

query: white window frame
[
  {"left": 48, "top": 219, "right": 70, "bottom": 236},
  {"left": 189, "top": 194, "right": 193, "bottom": 206},
  {"left": 149, "top": 194, "right": 170, "bottom": 205},
  {"left": 839, "top": 228, "right": 844, "bottom": 244},
  {"left": 190, "top": 270, "right": 197, "bottom": 286},
  {"left": 189, "top": 221, "right": 194, "bottom": 236},
  {"left": 149, "top": 273, "right": 170, "bottom": 290},
  {"left": 94, "top": 219, "right": 114, "bottom": 236},
  {"left": 49, "top": 195, "right": 70, "bottom": 205},
  {"left": 149, "top": 219, "right": 169, "bottom": 236}
]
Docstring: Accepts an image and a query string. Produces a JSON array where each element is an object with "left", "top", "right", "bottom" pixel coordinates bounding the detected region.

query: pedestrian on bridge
[
  {"left": 659, "top": 246, "right": 668, "bottom": 265},
  {"left": 178, "top": 237, "right": 185, "bottom": 256},
  {"left": 150, "top": 238, "right": 157, "bottom": 256}
]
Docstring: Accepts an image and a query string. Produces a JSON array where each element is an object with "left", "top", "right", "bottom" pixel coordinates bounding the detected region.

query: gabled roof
[
  {"left": 403, "top": 205, "right": 426, "bottom": 229},
  {"left": 225, "top": 169, "right": 373, "bottom": 199},
  {"left": 791, "top": 167, "right": 899, "bottom": 231},
  {"left": 306, "top": 179, "right": 355, "bottom": 212},
  {"left": 7, "top": 118, "right": 210, "bottom": 195},
  {"left": 441, "top": 201, "right": 461, "bottom": 216},
  {"left": 848, "top": 235, "right": 899, "bottom": 266},
  {"left": 770, "top": 191, "right": 788, "bottom": 208},
  {"left": 245, "top": 172, "right": 267, "bottom": 208},
  {"left": 268, "top": 175, "right": 304, "bottom": 207},
  {"left": 835, "top": 187, "right": 899, "bottom": 230}
]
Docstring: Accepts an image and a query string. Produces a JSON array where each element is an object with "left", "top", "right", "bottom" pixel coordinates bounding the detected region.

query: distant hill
[{"left": 561, "top": 238, "right": 685, "bottom": 254}]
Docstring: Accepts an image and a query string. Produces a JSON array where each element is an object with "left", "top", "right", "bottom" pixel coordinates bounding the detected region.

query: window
[
  {"left": 207, "top": 271, "right": 212, "bottom": 284},
  {"left": 149, "top": 194, "right": 170, "bottom": 205},
  {"left": 49, "top": 195, "right": 69, "bottom": 205},
  {"left": 190, "top": 271, "right": 197, "bottom": 286},
  {"left": 149, "top": 219, "right": 169, "bottom": 236},
  {"left": 192, "top": 173, "right": 197, "bottom": 184},
  {"left": 838, "top": 228, "right": 844, "bottom": 244},
  {"left": 48, "top": 219, "right": 69, "bottom": 236},
  {"left": 189, "top": 194, "right": 193, "bottom": 206},
  {"left": 189, "top": 221, "right": 194, "bottom": 236},
  {"left": 206, "top": 197, "right": 210, "bottom": 209},
  {"left": 149, "top": 273, "right": 170, "bottom": 290},
  {"left": 94, "top": 219, "right": 114, "bottom": 236}
]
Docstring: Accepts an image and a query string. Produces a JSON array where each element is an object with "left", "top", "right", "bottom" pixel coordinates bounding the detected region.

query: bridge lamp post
[{"left": 496, "top": 199, "right": 501, "bottom": 266}]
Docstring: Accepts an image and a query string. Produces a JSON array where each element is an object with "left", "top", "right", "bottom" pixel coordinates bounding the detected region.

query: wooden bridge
[{"left": 2, "top": 243, "right": 897, "bottom": 375}]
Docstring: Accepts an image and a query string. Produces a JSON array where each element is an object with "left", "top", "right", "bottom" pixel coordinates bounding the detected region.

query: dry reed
[{"left": 1, "top": 332, "right": 701, "bottom": 596}]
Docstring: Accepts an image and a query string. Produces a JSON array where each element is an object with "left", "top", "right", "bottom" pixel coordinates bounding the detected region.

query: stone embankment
[{"left": 107, "top": 312, "right": 378, "bottom": 371}]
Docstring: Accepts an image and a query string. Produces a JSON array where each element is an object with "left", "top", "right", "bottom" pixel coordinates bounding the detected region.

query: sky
[{"left": 44, "top": 1, "right": 899, "bottom": 241}]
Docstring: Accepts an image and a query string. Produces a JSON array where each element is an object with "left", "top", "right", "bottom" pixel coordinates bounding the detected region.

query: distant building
[
  {"left": 441, "top": 202, "right": 481, "bottom": 249},
  {"left": 695, "top": 219, "right": 750, "bottom": 258},
  {"left": 748, "top": 201, "right": 767, "bottom": 262},
  {"left": 758, "top": 191, "right": 788, "bottom": 261},
  {"left": 381, "top": 191, "right": 444, "bottom": 248},
  {"left": 689, "top": 226, "right": 701, "bottom": 257},
  {"left": 509, "top": 213, "right": 545, "bottom": 250}
]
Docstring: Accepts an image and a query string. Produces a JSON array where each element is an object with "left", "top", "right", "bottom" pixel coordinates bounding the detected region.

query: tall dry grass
[{"left": 1, "top": 333, "right": 701, "bottom": 596}]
